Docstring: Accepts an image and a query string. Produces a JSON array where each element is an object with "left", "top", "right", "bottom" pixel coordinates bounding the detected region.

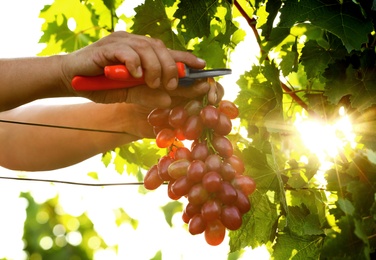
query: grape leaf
[
  {"left": 160, "top": 201, "right": 183, "bottom": 227},
  {"left": 39, "top": 15, "right": 97, "bottom": 54},
  {"left": 324, "top": 63, "right": 376, "bottom": 111},
  {"left": 322, "top": 216, "right": 367, "bottom": 259},
  {"left": 300, "top": 33, "right": 348, "bottom": 79},
  {"left": 114, "top": 139, "right": 162, "bottom": 175},
  {"left": 279, "top": 40, "right": 299, "bottom": 77},
  {"left": 235, "top": 61, "right": 283, "bottom": 128},
  {"left": 174, "top": 0, "right": 220, "bottom": 42},
  {"left": 229, "top": 190, "right": 279, "bottom": 251},
  {"left": 286, "top": 205, "right": 324, "bottom": 236},
  {"left": 259, "top": 0, "right": 282, "bottom": 39},
  {"left": 272, "top": 233, "right": 324, "bottom": 259},
  {"left": 131, "top": 0, "right": 185, "bottom": 50},
  {"left": 276, "top": 0, "right": 373, "bottom": 52}
]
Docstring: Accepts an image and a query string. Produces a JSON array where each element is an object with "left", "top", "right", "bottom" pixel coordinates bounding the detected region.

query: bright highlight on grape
[{"left": 143, "top": 84, "right": 256, "bottom": 246}]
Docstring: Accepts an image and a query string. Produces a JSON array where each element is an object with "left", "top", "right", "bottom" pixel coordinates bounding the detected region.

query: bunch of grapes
[{"left": 143, "top": 89, "right": 256, "bottom": 246}]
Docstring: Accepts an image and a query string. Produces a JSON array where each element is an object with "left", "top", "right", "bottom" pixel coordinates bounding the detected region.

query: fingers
[{"left": 99, "top": 32, "right": 206, "bottom": 91}]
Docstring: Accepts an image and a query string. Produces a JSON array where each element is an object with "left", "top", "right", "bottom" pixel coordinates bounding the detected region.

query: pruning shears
[{"left": 71, "top": 62, "right": 232, "bottom": 91}]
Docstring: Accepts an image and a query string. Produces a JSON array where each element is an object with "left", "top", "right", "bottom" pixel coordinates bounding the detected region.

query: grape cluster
[{"left": 144, "top": 95, "right": 256, "bottom": 246}]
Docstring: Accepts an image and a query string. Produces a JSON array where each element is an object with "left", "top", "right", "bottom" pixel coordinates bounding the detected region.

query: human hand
[
  {"left": 60, "top": 31, "right": 206, "bottom": 95},
  {"left": 79, "top": 78, "right": 224, "bottom": 108}
]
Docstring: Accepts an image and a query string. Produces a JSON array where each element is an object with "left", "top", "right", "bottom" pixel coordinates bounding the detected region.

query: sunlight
[{"left": 294, "top": 107, "right": 357, "bottom": 166}]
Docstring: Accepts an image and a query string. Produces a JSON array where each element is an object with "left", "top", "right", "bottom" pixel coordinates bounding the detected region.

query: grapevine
[{"left": 144, "top": 78, "right": 256, "bottom": 246}]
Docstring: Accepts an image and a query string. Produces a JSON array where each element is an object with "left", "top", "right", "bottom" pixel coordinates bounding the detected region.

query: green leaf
[
  {"left": 114, "top": 208, "right": 138, "bottom": 229},
  {"left": 113, "top": 139, "right": 162, "bottom": 175},
  {"left": 272, "top": 233, "right": 324, "bottom": 259},
  {"left": 300, "top": 34, "right": 348, "bottom": 79},
  {"left": 324, "top": 62, "right": 376, "bottom": 111},
  {"left": 131, "top": 0, "right": 185, "bottom": 50},
  {"left": 174, "top": 0, "right": 219, "bottom": 42},
  {"left": 87, "top": 171, "right": 99, "bottom": 180},
  {"left": 150, "top": 250, "right": 162, "bottom": 260},
  {"left": 160, "top": 201, "right": 183, "bottom": 227},
  {"left": 229, "top": 190, "right": 279, "bottom": 251},
  {"left": 337, "top": 198, "right": 355, "bottom": 216},
  {"left": 235, "top": 61, "right": 283, "bottom": 128},
  {"left": 287, "top": 205, "right": 324, "bottom": 237},
  {"left": 276, "top": 0, "right": 373, "bottom": 52}
]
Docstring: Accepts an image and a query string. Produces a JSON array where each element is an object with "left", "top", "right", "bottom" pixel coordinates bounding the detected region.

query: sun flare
[{"left": 294, "top": 107, "right": 357, "bottom": 164}]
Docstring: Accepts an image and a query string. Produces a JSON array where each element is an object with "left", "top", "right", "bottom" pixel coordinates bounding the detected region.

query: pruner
[{"left": 71, "top": 62, "right": 231, "bottom": 91}]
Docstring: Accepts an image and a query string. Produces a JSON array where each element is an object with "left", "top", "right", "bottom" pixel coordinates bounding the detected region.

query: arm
[
  {"left": 0, "top": 81, "right": 224, "bottom": 171},
  {"left": 0, "top": 102, "right": 153, "bottom": 171}
]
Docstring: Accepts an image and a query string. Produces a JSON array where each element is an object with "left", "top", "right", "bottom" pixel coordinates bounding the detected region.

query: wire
[
  {"left": 0, "top": 175, "right": 147, "bottom": 186},
  {"left": 0, "top": 119, "right": 129, "bottom": 135}
]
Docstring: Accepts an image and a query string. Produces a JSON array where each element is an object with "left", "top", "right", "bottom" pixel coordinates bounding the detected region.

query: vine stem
[{"left": 233, "top": 0, "right": 316, "bottom": 117}]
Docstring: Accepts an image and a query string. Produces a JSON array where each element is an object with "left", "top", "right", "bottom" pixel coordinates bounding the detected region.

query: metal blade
[{"left": 186, "top": 68, "right": 232, "bottom": 79}]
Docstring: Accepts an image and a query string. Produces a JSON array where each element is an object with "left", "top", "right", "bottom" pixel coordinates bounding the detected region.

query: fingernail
[
  {"left": 152, "top": 77, "right": 160, "bottom": 88},
  {"left": 134, "top": 66, "right": 143, "bottom": 78},
  {"left": 197, "top": 58, "right": 206, "bottom": 64},
  {"left": 166, "top": 78, "right": 177, "bottom": 90}
]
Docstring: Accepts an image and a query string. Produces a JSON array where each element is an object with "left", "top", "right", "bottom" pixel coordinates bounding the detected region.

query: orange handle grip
[{"left": 72, "top": 62, "right": 187, "bottom": 91}]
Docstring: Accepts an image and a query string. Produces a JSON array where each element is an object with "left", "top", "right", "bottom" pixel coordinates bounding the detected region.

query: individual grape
[
  {"left": 200, "top": 105, "right": 219, "bottom": 128},
  {"left": 188, "top": 183, "right": 209, "bottom": 205},
  {"left": 212, "top": 135, "right": 233, "bottom": 158},
  {"left": 205, "top": 154, "right": 222, "bottom": 173},
  {"left": 147, "top": 108, "right": 171, "bottom": 126},
  {"left": 185, "top": 202, "right": 202, "bottom": 219},
  {"left": 169, "top": 106, "right": 188, "bottom": 128},
  {"left": 144, "top": 165, "right": 164, "bottom": 190},
  {"left": 174, "top": 147, "right": 192, "bottom": 161},
  {"left": 156, "top": 128, "right": 175, "bottom": 148},
  {"left": 188, "top": 214, "right": 206, "bottom": 235},
  {"left": 157, "top": 155, "right": 174, "bottom": 181},
  {"left": 187, "top": 160, "right": 207, "bottom": 183},
  {"left": 171, "top": 175, "right": 193, "bottom": 197},
  {"left": 191, "top": 142, "right": 209, "bottom": 161},
  {"left": 213, "top": 112, "right": 232, "bottom": 136},
  {"left": 218, "top": 100, "right": 239, "bottom": 119},
  {"left": 217, "top": 181, "right": 238, "bottom": 205},
  {"left": 235, "top": 189, "right": 251, "bottom": 214},
  {"left": 167, "top": 159, "right": 190, "bottom": 179},
  {"left": 201, "top": 199, "right": 222, "bottom": 221},
  {"left": 204, "top": 219, "right": 226, "bottom": 246},
  {"left": 182, "top": 211, "right": 191, "bottom": 224},
  {"left": 174, "top": 128, "right": 186, "bottom": 141},
  {"left": 167, "top": 180, "right": 181, "bottom": 200},
  {"left": 184, "top": 100, "right": 202, "bottom": 116},
  {"left": 220, "top": 162, "right": 236, "bottom": 181},
  {"left": 224, "top": 155, "right": 245, "bottom": 175},
  {"left": 220, "top": 205, "right": 242, "bottom": 230},
  {"left": 232, "top": 175, "right": 256, "bottom": 196},
  {"left": 183, "top": 115, "right": 204, "bottom": 140},
  {"left": 202, "top": 171, "right": 222, "bottom": 193}
]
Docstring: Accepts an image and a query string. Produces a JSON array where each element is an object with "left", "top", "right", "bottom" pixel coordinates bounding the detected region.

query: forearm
[
  {"left": 0, "top": 102, "right": 146, "bottom": 171},
  {"left": 0, "top": 56, "right": 71, "bottom": 112}
]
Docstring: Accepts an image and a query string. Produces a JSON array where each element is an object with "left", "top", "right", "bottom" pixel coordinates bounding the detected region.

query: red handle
[{"left": 72, "top": 62, "right": 187, "bottom": 91}]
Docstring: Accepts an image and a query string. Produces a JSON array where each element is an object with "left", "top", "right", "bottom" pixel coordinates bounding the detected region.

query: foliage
[
  {"left": 32, "top": 0, "right": 376, "bottom": 259},
  {"left": 21, "top": 192, "right": 106, "bottom": 259}
]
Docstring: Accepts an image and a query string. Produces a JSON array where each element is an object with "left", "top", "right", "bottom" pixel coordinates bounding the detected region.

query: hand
[{"left": 60, "top": 31, "right": 206, "bottom": 95}]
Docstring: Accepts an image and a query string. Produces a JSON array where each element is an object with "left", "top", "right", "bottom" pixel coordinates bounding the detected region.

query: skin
[{"left": 0, "top": 31, "right": 224, "bottom": 171}]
